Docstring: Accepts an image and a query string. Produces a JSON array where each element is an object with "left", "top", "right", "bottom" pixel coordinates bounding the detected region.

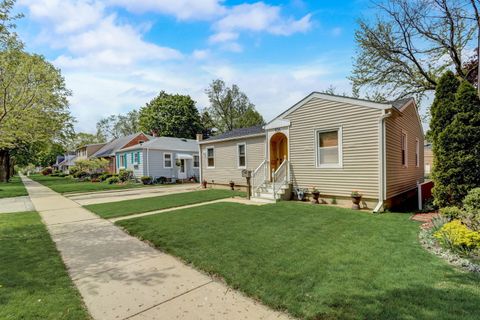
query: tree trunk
[{"left": 0, "top": 149, "right": 11, "bottom": 182}]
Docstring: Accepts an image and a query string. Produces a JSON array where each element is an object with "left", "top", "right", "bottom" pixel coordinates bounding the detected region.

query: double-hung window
[
  {"left": 134, "top": 152, "right": 140, "bottom": 164},
  {"left": 193, "top": 155, "right": 199, "bottom": 168},
  {"left": 401, "top": 131, "right": 408, "bottom": 167},
  {"left": 206, "top": 147, "right": 215, "bottom": 168},
  {"left": 415, "top": 138, "right": 419, "bottom": 168},
  {"left": 316, "top": 128, "right": 342, "bottom": 168},
  {"left": 237, "top": 143, "right": 246, "bottom": 168},
  {"left": 164, "top": 153, "right": 172, "bottom": 168}
]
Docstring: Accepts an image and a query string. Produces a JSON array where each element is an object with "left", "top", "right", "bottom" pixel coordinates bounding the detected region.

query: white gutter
[{"left": 374, "top": 109, "right": 392, "bottom": 213}]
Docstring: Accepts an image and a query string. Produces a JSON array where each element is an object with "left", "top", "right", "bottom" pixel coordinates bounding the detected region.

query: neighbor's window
[
  {"left": 134, "top": 152, "right": 140, "bottom": 164},
  {"left": 164, "top": 153, "right": 172, "bottom": 168},
  {"left": 193, "top": 155, "right": 199, "bottom": 168},
  {"left": 237, "top": 143, "right": 246, "bottom": 168},
  {"left": 401, "top": 131, "right": 408, "bottom": 167},
  {"left": 415, "top": 138, "right": 419, "bottom": 168},
  {"left": 206, "top": 147, "right": 215, "bottom": 168},
  {"left": 120, "top": 154, "right": 125, "bottom": 168},
  {"left": 317, "top": 128, "right": 342, "bottom": 167}
]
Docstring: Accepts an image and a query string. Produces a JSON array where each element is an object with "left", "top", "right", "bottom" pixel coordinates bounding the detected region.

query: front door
[
  {"left": 177, "top": 159, "right": 187, "bottom": 180},
  {"left": 269, "top": 132, "right": 288, "bottom": 179}
]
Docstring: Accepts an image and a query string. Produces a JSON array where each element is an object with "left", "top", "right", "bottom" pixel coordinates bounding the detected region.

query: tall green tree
[
  {"left": 96, "top": 110, "right": 140, "bottom": 141},
  {"left": 138, "top": 91, "right": 202, "bottom": 139},
  {"left": 205, "top": 79, "right": 264, "bottom": 133},
  {"left": 428, "top": 71, "right": 460, "bottom": 145},
  {"left": 433, "top": 80, "right": 480, "bottom": 207},
  {"left": 351, "top": 0, "right": 478, "bottom": 101}
]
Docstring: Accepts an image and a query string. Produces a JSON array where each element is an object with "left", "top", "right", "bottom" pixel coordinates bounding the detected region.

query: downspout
[
  {"left": 374, "top": 109, "right": 392, "bottom": 213},
  {"left": 146, "top": 148, "right": 149, "bottom": 177},
  {"left": 198, "top": 144, "right": 202, "bottom": 186}
]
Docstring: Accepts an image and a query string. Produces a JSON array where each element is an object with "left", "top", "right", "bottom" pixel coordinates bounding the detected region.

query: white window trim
[
  {"left": 314, "top": 127, "right": 343, "bottom": 169},
  {"left": 415, "top": 138, "right": 419, "bottom": 168},
  {"left": 193, "top": 154, "right": 199, "bottom": 168},
  {"left": 163, "top": 152, "right": 173, "bottom": 169},
  {"left": 206, "top": 146, "right": 215, "bottom": 169},
  {"left": 134, "top": 152, "right": 140, "bottom": 165},
  {"left": 401, "top": 130, "right": 408, "bottom": 168},
  {"left": 119, "top": 154, "right": 126, "bottom": 169},
  {"left": 237, "top": 142, "right": 247, "bottom": 169}
]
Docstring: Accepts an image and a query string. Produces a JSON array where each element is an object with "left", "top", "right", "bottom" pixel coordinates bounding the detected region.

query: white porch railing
[
  {"left": 272, "top": 159, "right": 290, "bottom": 199},
  {"left": 252, "top": 159, "right": 268, "bottom": 194}
]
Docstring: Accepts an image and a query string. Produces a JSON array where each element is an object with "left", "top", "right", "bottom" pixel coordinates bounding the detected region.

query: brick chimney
[{"left": 196, "top": 133, "right": 203, "bottom": 141}]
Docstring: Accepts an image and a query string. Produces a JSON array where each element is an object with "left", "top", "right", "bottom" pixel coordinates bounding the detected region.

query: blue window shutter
[
  {"left": 138, "top": 152, "right": 141, "bottom": 164},
  {"left": 131, "top": 153, "right": 134, "bottom": 163}
]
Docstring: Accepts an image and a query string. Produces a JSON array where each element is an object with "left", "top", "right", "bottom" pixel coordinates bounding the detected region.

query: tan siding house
[
  {"left": 200, "top": 128, "right": 265, "bottom": 186},
  {"left": 385, "top": 100, "right": 425, "bottom": 201},
  {"left": 199, "top": 93, "right": 424, "bottom": 211}
]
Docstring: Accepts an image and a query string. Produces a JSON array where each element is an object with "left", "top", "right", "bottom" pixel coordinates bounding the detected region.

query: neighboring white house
[{"left": 116, "top": 136, "right": 200, "bottom": 182}]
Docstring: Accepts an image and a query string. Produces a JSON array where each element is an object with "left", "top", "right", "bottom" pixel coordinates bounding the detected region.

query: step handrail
[{"left": 251, "top": 159, "right": 267, "bottom": 194}]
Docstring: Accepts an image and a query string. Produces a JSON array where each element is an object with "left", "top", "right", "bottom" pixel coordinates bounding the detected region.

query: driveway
[
  {"left": 21, "top": 175, "right": 291, "bottom": 320},
  {"left": 67, "top": 184, "right": 201, "bottom": 206}
]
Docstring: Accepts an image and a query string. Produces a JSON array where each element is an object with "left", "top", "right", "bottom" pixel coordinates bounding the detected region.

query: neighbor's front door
[{"left": 178, "top": 159, "right": 187, "bottom": 180}]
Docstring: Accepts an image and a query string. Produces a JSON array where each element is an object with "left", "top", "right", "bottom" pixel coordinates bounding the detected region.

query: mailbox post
[{"left": 242, "top": 169, "right": 252, "bottom": 200}]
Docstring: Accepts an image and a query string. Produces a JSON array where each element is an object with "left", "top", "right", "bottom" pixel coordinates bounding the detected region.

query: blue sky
[{"left": 15, "top": 0, "right": 375, "bottom": 133}]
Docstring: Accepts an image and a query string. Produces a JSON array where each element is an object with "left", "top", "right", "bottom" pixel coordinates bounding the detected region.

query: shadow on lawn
[{"left": 322, "top": 276, "right": 480, "bottom": 320}]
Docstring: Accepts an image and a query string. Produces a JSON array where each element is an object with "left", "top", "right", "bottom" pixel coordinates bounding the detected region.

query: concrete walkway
[
  {"left": 110, "top": 197, "right": 267, "bottom": 223},
  {"left": 21, "top": 175, "right": 290, "bottom": 320},
  {"left": 0, "top": 196, "right": 34, "bottom": 213},
  {"left": 67, "top": 184, "right": 201, "bottom": 206}
]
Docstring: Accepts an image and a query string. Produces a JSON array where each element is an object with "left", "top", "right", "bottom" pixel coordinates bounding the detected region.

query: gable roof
[
  {"left": 199, "top": 125, "right": 265, "bottom": 144},
  {"left": 92, "top": 133, "right": 148, "bottom": 157},
  {"left": 58, "top": 154, "right": 77, "bottom": 166},
  {"left": 120, "top": 136, "right": 199, "bottom": 153},
  {"left": 268, "top": 92, "right": 422, "bottom": 126}
]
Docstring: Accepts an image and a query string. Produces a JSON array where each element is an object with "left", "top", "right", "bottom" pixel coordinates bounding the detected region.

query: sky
[{"left": 15, "top": 0, "right": 376, "bottom": 133}]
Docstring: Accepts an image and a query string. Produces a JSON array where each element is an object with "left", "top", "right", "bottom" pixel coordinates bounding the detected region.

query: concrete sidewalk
[
  {"left": 21, "top": 175, "right": 290, "bottom": 320},
  {"left": 0, "top": 196, "right": 34, "bottom": 213}
]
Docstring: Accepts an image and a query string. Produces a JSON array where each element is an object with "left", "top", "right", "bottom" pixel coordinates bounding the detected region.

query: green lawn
[
  {"left": 0, "top": 211, "right": 90, "bottom": 319},
  {"left": 117, "top": 202, "right": 480, "bottom": 320},
  {"left": 86, "top": 189, "right": 244, "bottom": 219},
  {"left": 0, "top": 176, "right": 28, "bottom": 198},
  {"left": 30, "top": 174, "right": 152, "bottom": 194}
]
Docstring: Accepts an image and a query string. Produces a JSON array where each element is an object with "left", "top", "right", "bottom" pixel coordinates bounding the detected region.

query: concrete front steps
[{"left": 252, "top": 182, "right": 291, "bottom": 202}]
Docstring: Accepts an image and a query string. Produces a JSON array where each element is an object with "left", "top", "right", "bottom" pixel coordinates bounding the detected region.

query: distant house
[
  {"left": 116, "top": 136, "right": 200, "bottom": 182},
  {"left": 424, "top": 143, "right": 433, "bottom": 175},
  {"left": 91, "top": 133, "right": 151, "bottom": 173},
  {"left": 52, "top": 155, "right": 65, "bottom": 171},
  {"left": 56, "top": 154, "right": 77, "bottom": 174},
  {"left": 75, "top": 143, "right": 106, "bottom": 161},
  {"left": 199, "top": 93, "right": 424, "bottom": 211}
]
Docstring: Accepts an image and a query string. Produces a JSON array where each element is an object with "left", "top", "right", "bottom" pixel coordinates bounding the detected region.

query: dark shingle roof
[
  {"left": 391, "top": 97, "right": 414, "bottom": 110},
  {"left": 203, "top": 125, "right": 265, "bottom": 142},
  {"left": 92, "top": 133, "right": 146, "bottom": 157}
]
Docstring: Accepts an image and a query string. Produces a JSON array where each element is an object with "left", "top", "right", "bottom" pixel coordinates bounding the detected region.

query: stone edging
[{"left": 419, "top": 228, "right": 480, "bottom": 273}]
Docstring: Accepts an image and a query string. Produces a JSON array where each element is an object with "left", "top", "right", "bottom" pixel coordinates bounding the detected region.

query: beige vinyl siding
[
  {"left": 283, "top": 97, "right": 382, "bottom": 199},
  {"left": 385, "top": 103, "right": 424, "bottom": 199},
  {"left": 201, "top": 135, "right": 266, "bottom": 186}
]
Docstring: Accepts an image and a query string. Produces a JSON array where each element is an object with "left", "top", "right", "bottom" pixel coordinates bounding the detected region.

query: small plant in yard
[
  {"left": 141, "top": 176, "right": 152, "bottom": 185},
  {"left": 118, "top": 169, "right": 133, "bottom": 182},
  {"left": 229, "top": 180, "right": 235, "bottom": 190},
  {"left": 41, "top": 167, "right": 52, "bottom": 176},
  {"left": 106, "top": 176, "right": 120, "bottom": 184},
  {"left": 351, "top": 191, "right": 362, "bottom": 210},
  {"left": 310, "top": 186, "right": 320, "bottom": 204},
  {"left": 434, "top": 220, "right": 480, "bottom": 254},
  {"left": 331, "top": 197, "right": 337, "bottom": 205},
  {"left": 440, "top": 206, "right": 464, "bottom": 221}
]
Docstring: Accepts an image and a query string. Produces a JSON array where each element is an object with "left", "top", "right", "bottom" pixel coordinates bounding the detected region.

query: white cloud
[
  {"left": 213, "top": 2, "right": 312, "bottom": 39},
  {"left": 331, "top": 27, "right": 342, "bottom": 37},
  {"left": 107, "top": 0, "right": 226, "bottom": 20},
  {"left": 208, "top": 31, "right": 239, "bottom": 44},
  {"left": 192, "top": 49, "right": 210, "bottom": 60},
  {"left": 19, "top": 0, "right": 104, "bottom": 34}
]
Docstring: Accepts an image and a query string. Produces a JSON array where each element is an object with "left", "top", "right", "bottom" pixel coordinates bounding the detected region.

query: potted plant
[
  {"left": 311, "top": 187, "right": 320, "bottom": 204},
  {"left": 351, "top": 191, "right": 362, "bottom": 210},
  {"left": 141, "top": 176, "right": 152, "bottom": 185},
  {"left": 229, "top": 180, "right": 235, "bottom": 190},
  {"left": 201, "top": 179, "right": 207, "bottom": 188}
]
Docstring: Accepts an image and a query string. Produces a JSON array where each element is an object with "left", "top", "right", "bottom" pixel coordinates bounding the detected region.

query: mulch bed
[{"left": 411, "top": 212, "right": 439, "bottom": 229}]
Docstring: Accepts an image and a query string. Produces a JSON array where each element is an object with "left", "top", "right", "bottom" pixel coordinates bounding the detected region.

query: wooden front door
[{"left": 270, "top": 132, "right": 288, "bottom": 178}]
